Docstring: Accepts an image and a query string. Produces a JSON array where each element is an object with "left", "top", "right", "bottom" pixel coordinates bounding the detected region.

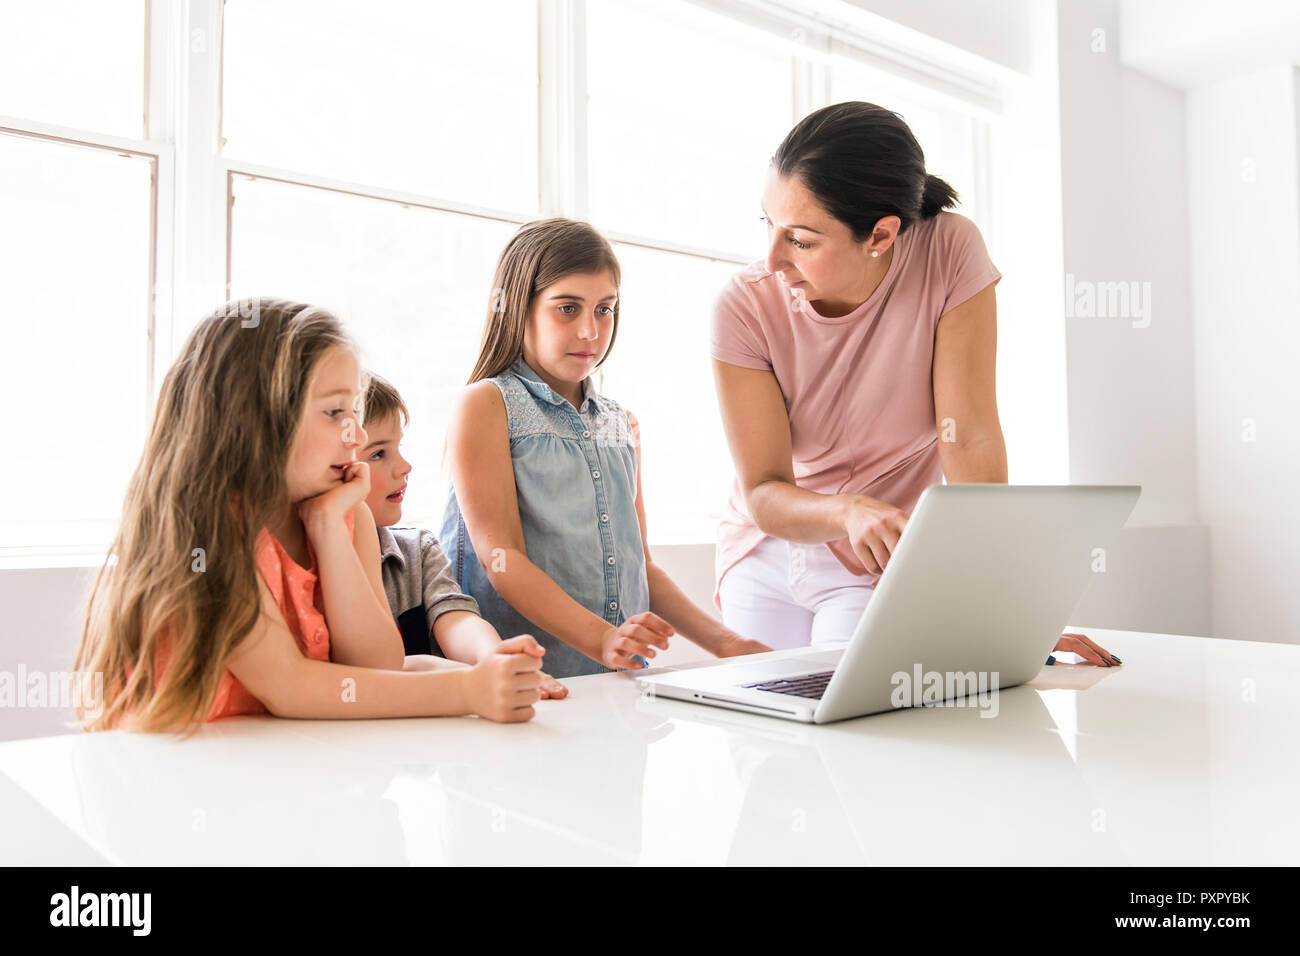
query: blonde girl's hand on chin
[{"left": 298, "top": 460, "right": 371, "bottom": 526}]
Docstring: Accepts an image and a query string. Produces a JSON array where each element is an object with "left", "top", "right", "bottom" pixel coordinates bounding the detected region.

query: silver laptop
[{"left": 637, "top": 484, "right": 1140, "bottom": 724}]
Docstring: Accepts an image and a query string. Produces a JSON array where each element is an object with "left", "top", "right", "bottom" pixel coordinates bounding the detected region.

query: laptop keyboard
[{"left": 741, "top": 670, "right": 835, "bottom": 699}]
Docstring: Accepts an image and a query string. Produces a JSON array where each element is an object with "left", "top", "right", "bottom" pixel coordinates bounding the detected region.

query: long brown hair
[
  {"left": 74, "top": 299, "right": 360, "bottom": 734},
  {"left": 468, "top": 218, "right": 622, "bottom": 384}
]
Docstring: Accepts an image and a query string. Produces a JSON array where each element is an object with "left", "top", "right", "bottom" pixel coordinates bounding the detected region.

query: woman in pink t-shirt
[{"left": 711, "top": 102, "right": 1120, "bottom": 667}]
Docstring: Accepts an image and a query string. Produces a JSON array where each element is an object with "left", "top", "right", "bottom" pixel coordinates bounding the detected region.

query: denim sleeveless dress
[{"left": 440, "top": 357, "right": 651, "bottom": 678}]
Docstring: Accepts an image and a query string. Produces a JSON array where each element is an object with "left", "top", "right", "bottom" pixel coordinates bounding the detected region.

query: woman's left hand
[
  {"left": 1054, "top": 632, "right": 1122, "bottom": 667},
  {"left": 715, "top": 634, "right": 775, "bottom": 658},
  {"left": 539, "top": 671, "right": 569, "bottom": 699}
]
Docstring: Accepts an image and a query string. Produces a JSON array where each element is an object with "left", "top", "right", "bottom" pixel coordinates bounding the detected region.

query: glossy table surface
[{"left": 1, "top": 628, "right": 1296, "bottom": 865}]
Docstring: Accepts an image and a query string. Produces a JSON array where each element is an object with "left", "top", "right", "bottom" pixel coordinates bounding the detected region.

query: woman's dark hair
[{"left": 772, "top": 101, "right": 959, "bottom": 240}]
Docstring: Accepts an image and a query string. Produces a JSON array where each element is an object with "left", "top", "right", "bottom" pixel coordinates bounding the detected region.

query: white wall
[
  {"left": 1058, "top": 0, "right": 1200, "bottom": 526},
  {"left": 1118, "top": 0, "right": 1300, "bottom": 90},
  {"left": 1113, "top": 0, "right": 1300, "bottom": 644},
  {"left": 1054, "top": 0, "right": 1212, "bottom": 635},
  {"left": 0, "top": 566, "right": 97, "bottom": 742},
  {"left": 1185, "top": 66, "right": 1300, "bottom": 643}
]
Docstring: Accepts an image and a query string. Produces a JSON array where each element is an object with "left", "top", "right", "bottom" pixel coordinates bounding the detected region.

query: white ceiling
[{"left": 1119, "top": 0, "right": 1300, "bottom": 89}]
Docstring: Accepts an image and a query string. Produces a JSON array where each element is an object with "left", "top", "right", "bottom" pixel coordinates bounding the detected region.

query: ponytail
[{"left": 920, "top": 173, "right": 959, "bottom": 219}]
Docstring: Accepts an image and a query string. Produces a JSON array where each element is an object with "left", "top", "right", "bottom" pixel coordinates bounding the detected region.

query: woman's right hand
[
  {"left": 462, "top": 634, "right": 545, "bottom": 722},
  {"left": 842, "top": 495, "right": 910, "bottom": 576},
  {"left": 599, "top": 612, "right": 674, "bottom": 670}
]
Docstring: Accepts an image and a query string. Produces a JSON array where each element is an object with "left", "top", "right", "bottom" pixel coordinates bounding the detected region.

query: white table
[{"left": 1, "top": 628, "right": 1296, "bottom": 865}]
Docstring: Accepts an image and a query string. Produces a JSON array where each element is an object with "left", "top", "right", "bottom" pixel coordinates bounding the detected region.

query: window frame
[{"left": 0, "top": 0, "right": 1004, "bottom": 563}]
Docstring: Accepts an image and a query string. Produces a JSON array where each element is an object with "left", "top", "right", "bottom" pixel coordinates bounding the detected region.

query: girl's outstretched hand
[
  {"left": 599, "top": 611, "right": 674, "bottom": 670},
  {"left": 298, "top": 460, "right": 371, "bottom": 525},
  {"left": 463, "top": 634, "right": 545, "bottom": 722}
]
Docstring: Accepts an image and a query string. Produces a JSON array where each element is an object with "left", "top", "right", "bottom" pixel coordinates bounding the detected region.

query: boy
[{"left": 362, "top": 373, "right": 567, "bottom": 697}]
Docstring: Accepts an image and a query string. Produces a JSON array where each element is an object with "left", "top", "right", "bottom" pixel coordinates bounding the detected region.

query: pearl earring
[{"left": 871, "top": 250, "right": 880, "bottom": 258}]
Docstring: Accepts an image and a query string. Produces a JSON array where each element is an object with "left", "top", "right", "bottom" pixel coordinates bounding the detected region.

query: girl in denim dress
[{"left": 441, "top": 218, "right": 770, "bottom": 679}]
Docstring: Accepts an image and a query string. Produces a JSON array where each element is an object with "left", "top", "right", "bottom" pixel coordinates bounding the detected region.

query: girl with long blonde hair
[{"left": 76, "top": 299, "right": 545, "bottom": 734}]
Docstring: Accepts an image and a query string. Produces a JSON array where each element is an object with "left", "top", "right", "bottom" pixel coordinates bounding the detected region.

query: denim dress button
[
  {"left": 607, "top": 555, "right": 616, "bottom": 565},
  {"left": 609, "top": 601, "right": 618, "bottom": 611}
]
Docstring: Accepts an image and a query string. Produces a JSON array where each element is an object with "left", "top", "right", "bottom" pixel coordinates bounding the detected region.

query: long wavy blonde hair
[{"left": 75, "top": 299, "right": 360, "bottom": 734}]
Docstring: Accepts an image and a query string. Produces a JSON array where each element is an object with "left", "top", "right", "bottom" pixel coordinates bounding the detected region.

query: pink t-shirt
[{"left": 709, "top": 211, "right": 1001, "bottom": 605}]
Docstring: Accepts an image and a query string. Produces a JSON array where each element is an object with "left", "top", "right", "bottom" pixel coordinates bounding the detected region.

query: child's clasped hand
[{"left": 461, "top": 634, "right": 548, "bottom": 722}]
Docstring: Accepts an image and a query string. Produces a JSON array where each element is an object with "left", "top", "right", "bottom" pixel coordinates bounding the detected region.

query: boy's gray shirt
[{"left": 377, "top": 525, "right": 481, "bottom": 655}]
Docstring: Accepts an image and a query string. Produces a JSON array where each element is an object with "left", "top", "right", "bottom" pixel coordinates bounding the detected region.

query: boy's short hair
[{"left": 363, "top": 372, "right": 409, "bottom": 428}]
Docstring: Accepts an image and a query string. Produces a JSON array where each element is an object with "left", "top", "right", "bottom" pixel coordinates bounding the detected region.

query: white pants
[{"left": 718, "top": 536, "right": 876, "bottom": 650}]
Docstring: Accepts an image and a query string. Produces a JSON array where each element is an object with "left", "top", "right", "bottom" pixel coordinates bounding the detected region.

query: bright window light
[
  {"left": 222, "top": 0, "right": 540, "bottom": 212},
  {"left": 227, "top": 174, "right": 519, "bottom": 531},
  {"left": 597, "top": 243, "right": 740, "bottom": 544},
  {"left": 0, "top": 134, "right": 153, "bottom": 550},
  {"left": 0, "top": 0, "right": 144, "bottom": 138},
  {"left": 587, "top": 0, "right": 794, "bottom": 256}
]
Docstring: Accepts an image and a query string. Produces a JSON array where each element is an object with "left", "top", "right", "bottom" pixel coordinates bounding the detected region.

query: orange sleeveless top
[{"left": 152, "top": 511, "right": 353, "bottom": 722}]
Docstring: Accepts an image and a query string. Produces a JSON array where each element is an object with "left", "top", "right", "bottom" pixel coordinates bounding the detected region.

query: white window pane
[
  {"left": 228, "top": 175, "right": 518, "bottom": 530},
  {"left": 0, "top": 0, "right": 144, "bottom": 138},
  {"left": 222, "top": 0, "right": 539, "bottom": 213},
  {"left": 587, "top": 0, "right": 794, "bottom": 256},
  {"left": 0, "top": 134, "right": 152, "bottom": 550},
  {"left": 828, "top": 64, "right": 979, "bottom": 225},
  {"left": 597, "top": 245, "right": 739, "bottom": 544}
]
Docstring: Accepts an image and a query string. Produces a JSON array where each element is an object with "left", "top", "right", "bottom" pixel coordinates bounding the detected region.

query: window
[
  {"left": 597, "top": 244, "right": 739, "bottom": 542},
  {"left": 227, "top": 174, "right": 519, "bottom": 529},
  {"left": 0, "top": 0, "right": 145, "bottom": 138},
  {"left": 0, "top": 134, "right": 155, "bottom": 551},
  {"left": 0, "top": 0, "right": 999, "bottom": 557},
  {"left": 222, "top": 0, "right": 539, "bottom": 213},
  {"left": 586, "top": 0, "right": 794, "bottom": 256},
  {"left": 0, "top": 0, "right": 154, "bottom": 555}
]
